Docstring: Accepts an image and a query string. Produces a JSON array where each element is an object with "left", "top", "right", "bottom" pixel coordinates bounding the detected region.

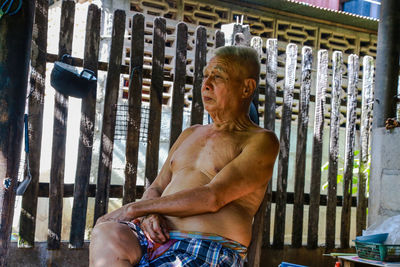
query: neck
[{"left": 209, "top": 112, "right": 254, "bottom": 131}]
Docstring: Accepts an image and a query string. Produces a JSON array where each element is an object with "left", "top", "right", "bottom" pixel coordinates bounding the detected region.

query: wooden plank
[
  {"left": 215, "top": 30, "right": 225, "bottom": 48},
  {"left": 169, "top": 22, "right": 188, "bottom": 149},
  {"left": 325, "top": 51, "right": 343, "bottom": 250},
  {"left": 123, "top": 14, "right": 145, "bottom": 205},
  {"left": 356, "top": 56, "right": 374, "bottom": 236},
  {"left": 69, "top": 4, "right": 101, "bottom": 248},
  {"left": 93, "top": 10, "right": 126, "bottom": 224},
  {"left": 307, "top": 49, "right": 328, "bottom": 249},
  {"left": 190, "top": 26, "right": 207, "bottom": 126},
  {"left": 34, "top": 183, "right": 360, "bottom": 206},
  {"left": 18, "top": 0, "right": 49, "bottom": 248},
  {"left": 263, "top": 38, "right": 277, "bottom": 248},
  {"left": 250, "top": 37, "right": 263, "bottom": 109},
  {"left": 144, "top": 17, "right": 166, "bottom": 187},
  {"left": 247, "top": 36, "right": 264, "bottom": 267},
  {"left": 341, "top": 54, "right": 359, "bottom": 249},
  {"left": 0, "top": 0, "right": 35, "bottom": 262},
  {"left": 273, "top": 43, "right": 297, "bottom": 249},
  {"left": 291, "top": 46, "right": 313, "bottom": 248},
  {"left": 48, "top": 0, "right": 75, "bottom": 250}
]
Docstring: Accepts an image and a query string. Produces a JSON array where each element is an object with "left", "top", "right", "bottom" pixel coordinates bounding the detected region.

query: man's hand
[
  {"left": 95, "top": 204, "right": 133, "bottom": 225},
  {"left": 140, "top": 214, "right": 170, "bottom": 244}
]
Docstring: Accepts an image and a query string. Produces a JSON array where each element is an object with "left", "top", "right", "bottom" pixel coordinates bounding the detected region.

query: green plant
[{"left": 321, "top": 150, "right": 371, "bottom": 197}]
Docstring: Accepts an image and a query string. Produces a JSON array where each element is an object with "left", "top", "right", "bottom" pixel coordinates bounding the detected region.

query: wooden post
[
  {"left": 356, "top": 56, "right": 374, "bottom": 236},
  {"left": 341, "top": 54, "right": 359, "bottom": 248},
  {"left": 93, "top": 10, "right": 126, "bottom": 224},
  {"left": 307, "top": 49, "right": 328, "bottom": 249},
  {"left": 69, "top": 4, "right": 101, "bottom": 248},
  {"left": 123, "top": 13, "right": 145, "bottom": 205},
  {"left": 292, "top": 46, "right": 312, "bottom": 248},
  {"left": 246, "top": 36, "right": 264, "bottom": 267},
  {"left": 144, "top": 17, "right": 166, "bottom": 187},
  {"left": 48, "top": 0, "right": 75, "bottom": 250},
  {"left": 273, "top": 43, "right": 297, "bottom": 249},
  {"left": 18, "top": 0, "right": 49, "bottom": 248},
  {"left": 0, "top": 0, "right": 35, "bottom": 263},
  {"left": 326, "top": 51, "right": 343, "bottom": 250},
  {"left": 190, "top": 26, "right": 207, "bottom": 126},
  {"left": 263, "top": 39, "right": 277, "bottom": 247},
  {"left": 169, "top": 22, "right": 188, "bottom": 149}
]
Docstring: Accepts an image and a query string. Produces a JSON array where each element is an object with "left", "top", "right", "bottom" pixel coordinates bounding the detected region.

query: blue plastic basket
[
  {"left": 279, "top": 262, "right": 308, "bottom": 267},
  {"left": 355, "top": 241, "right": 400, "bottom": 262}
]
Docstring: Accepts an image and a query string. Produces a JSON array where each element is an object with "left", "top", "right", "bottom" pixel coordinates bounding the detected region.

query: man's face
[{"left": 201, "top": 56, "right": 244, "bottom": 114}]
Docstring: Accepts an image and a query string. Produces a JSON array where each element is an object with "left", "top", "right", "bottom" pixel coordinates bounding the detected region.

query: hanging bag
[{"left": 50, "top": 54, "right": 97, "bottom": 98}]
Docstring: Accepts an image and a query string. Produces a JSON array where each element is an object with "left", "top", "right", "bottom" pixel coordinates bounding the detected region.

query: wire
[{"left": 0, "top": 0, "right": 22, "bottom": 18}]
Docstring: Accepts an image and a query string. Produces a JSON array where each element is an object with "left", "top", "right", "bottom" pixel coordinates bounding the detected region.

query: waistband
[{"left": 169, "top": 230, "right": 248, "bottom": 259}]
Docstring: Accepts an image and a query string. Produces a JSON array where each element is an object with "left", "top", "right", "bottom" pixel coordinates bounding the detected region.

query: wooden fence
[{"left": 15, "top": 1, "right": 375, "bottom": 265}]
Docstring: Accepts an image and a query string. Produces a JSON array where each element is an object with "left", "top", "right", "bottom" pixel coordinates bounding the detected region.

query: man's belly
[
  {"left": 161, "top": 168, "right": 256, "bottom": 246},
  {"left": 164, "top": 202, "right": 253, "bottom": 247}
]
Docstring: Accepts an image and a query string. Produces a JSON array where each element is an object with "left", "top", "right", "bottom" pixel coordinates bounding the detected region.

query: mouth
[{"left": 202, "top": 96, "right": 213, "bottom": 102}]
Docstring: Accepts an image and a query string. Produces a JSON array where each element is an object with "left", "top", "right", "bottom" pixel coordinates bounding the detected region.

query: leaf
[
  {"left": 352, "top": 187, "right": 358, "bottom": 195},
  {"left": 322, "top": 181, "right": 328, "bottom": 190},
  {"left": 321, "top": 161, "right": 330, "bottom": 171},
  {"left": 354, "top": 150, "right": 360, "bottom": 156}
]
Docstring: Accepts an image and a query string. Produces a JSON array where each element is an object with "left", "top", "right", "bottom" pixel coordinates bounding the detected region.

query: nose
[{"left": 202, "top": 76, "right": 212, "bottom": 91}]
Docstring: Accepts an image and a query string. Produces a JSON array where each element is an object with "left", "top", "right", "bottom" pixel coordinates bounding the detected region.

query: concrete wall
[{"left": 369, "top": 127, "right": 400, "bottom": 226}]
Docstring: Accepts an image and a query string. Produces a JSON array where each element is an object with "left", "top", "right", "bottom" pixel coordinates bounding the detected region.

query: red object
[{"left": 335, "top": 262, "right": 341, "bottom": 267}]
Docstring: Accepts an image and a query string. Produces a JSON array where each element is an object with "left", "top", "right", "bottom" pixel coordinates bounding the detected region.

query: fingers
[{"left": 141, "top": 215, "right": 169, "bottom": 244}]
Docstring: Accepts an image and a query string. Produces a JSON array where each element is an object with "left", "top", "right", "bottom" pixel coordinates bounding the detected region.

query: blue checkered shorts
[{"left": 122, "top": 222, "right": 245, "bottom": 267}]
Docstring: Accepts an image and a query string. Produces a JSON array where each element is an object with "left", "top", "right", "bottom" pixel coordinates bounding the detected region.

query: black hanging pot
[{"left": 50, "top": 54, "right": 97, "bottom": 98}]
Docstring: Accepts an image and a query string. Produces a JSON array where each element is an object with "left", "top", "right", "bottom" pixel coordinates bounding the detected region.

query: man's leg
[{"left": 89, "top": 221, "right": 143, "bottom": 267}]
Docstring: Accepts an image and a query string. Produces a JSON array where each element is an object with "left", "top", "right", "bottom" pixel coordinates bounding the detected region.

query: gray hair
[{"left": 214, "top": 46, "right": 261, "bottom": 87}]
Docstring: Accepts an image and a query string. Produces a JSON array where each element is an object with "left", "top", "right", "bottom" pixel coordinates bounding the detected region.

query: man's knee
[{"left": 90, "top": 221, "right": 143, "bottom": 265}]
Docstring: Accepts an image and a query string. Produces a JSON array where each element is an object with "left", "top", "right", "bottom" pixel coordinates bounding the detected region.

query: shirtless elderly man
[{"left": 90, "top": 46, "right": 279, "bottom": 266}]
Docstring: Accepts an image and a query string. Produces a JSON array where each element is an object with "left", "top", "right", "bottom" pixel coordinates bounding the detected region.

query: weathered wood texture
[
  {"left": 190, "top": 26, "right": 207, "bottom": 125},
  {"left": 341, "top": 55, "right": 359, "bottom": 249},
  {"left": 356, "top": 56, "right": 374, "bottom": 236},
  {"left": 169, "top": 22, "right": 188, "bottom": 149},
  {"left": 48, "top": 0, "right": 75, "bottom": 250},
  {"left": 144, "top": 17, "right": 166, "bottom": 187},
  {"left": 69, "top": 4, "right": 101, "bottom": 248},
  {"left": 263, "top": 39, "right": 277, "bottom": 248},
  {"left": 325, "top": 51, "right": 343, "bottom": 250},
  {"left": 246, "top": 36, "right": 266, "bottom": 267},
  {"left": 292, "top": 46, "right": 312, "bottom": 248},
  {"left": 123, "top": 14, "right": 145, "bottom": 205},
  {"left": 93, "top": 10, "right": 126, "bottom": 224},
  {"left": 18, "top": 0, "right": 49, "bottom": 248},
  {"left": 307, "top": 49, "right": 328, "bottom": 249},
  {"left": 0, "top": 0, "right": 35, "bottom": 262},
  {"left": 32, "top": 182, "right": 359, "bottom": 206},
  {"left": 250, "top": 37, "right": 263, "bottom": 109},
  {"left": 273, "top": 43, "right": 297, "bottom": 249}
]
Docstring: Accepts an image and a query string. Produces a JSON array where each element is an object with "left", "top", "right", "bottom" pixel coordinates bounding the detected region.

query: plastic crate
[{"left": 355, "top": 241, "right": 400, "bottom": 262}]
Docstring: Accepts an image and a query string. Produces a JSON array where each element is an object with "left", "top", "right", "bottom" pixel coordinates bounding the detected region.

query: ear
[{"left": 242, "top": 78, "right": 256, "bottom": 98}]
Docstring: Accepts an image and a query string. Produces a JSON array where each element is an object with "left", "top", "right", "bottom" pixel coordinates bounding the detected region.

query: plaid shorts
[{"left": 122, "top": 221, "right": 245, "bottom": 267}]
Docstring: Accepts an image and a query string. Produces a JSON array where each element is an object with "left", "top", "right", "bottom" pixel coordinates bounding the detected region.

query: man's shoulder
[{"left": 245, "top": 127, "right": 279, "bottom": 154}]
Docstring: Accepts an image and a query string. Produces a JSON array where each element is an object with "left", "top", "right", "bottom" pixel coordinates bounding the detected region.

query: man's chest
[{"left": 170, "top": 131, "right": 244, "bottom": 178}]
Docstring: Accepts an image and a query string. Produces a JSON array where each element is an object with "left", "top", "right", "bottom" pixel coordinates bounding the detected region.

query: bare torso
[{"left": 161, "top": 124, "right": 268, "bottom": 247}]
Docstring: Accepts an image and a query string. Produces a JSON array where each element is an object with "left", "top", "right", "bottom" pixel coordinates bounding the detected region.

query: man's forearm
[{"left": 127, "top": 185, "right": 219, "bottom": 219}]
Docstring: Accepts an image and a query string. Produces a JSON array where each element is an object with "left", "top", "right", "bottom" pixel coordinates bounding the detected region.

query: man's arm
[{"left": 101, "top": 130, "right": 279, "bottom": 221}]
